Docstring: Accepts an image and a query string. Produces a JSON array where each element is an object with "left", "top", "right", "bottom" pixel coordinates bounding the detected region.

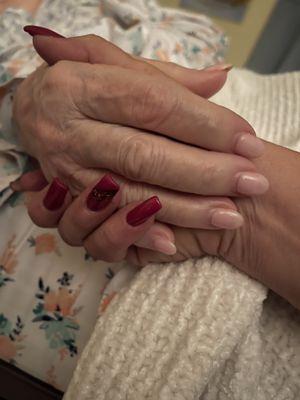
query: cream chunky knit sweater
[{"left": 64, "top": 70, "right": 300, "bottom": 400}]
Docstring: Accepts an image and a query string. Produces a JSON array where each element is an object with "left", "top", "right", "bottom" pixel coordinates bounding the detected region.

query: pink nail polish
[
  {"left": 236, "top": 172, "right": 269, "bottom": 196},
  {"left": 211, "top": 209, "right": 243, "bottom": 229},
  {"left": 205, "top": 63, "right": 233, "bottom": 72},
  {"left": 235, "top": 133, "right": 265, "bottom": 158},
  {"left": 23, "top": 25, "right": 65, "bottom": 38},
  {"left": 43, "top": 178, "right": 68, "bottom": 211},
  {"left": 127, "top": 196, "right": 162, "bottom": 227},
  {"left": 152, "top": 237, "right": 177, "bottom": 255},
  {"left": 86, "top": 175, "right": 119, "bottom": 211}
]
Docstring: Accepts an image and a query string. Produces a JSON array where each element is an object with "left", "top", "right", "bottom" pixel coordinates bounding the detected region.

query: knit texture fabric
[{"left": 64, "top": 70, "right": 300, "bottom": 400}]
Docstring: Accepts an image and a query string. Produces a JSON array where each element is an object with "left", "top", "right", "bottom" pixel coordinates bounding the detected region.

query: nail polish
[
  {"left": 86, "top": 175, "right": 119, "bottom": 211},
  {"left": 205, "top": 63, "right": 233, "bottom": 72},
  {"left": 152, "top": 237, "right": 177, "bottom": 255},
  {"left": 211, "top": 209, "right": 244, "bottom": 229},
  {"left": 127, "top": 196, "right": 162, "bottom": 227},
  {"left": 235, "top": 133, "right": 265, "bottom": 158},
  {"left": 236, "top": 172, "right": 269, "bottom": 196},
  {"left": 43, "top": 178, "right": 68, "bottom": 211},
  {"left": 23, "top": 25, "right": 65, "bottom": 38}
]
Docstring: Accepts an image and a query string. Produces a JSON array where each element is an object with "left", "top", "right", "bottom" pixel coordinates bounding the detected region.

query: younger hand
[{"left": 25, "top": 174, "right": 177, "bottom": 261}]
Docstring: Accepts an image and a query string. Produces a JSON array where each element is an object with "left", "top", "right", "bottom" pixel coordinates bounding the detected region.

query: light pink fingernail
[
  {"left": 211, "top": 209, "right": 243, "bottom": 229},
  {"left": 236, "top": 172, "right": 269, "bottom": 195},
  {"left": 235, "top": 133, "right": 265, "bottom": 158},
  {"left": 205, "top": 63, "right": 233, "bottom": 72},
  {"left": 153, "top": 237, "right": 177, "bottom": 255}
]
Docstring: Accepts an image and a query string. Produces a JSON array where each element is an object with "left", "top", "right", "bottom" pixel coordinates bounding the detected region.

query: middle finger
[
  {"left": 74, "top": 122, "right": 269, "bottom": 197},
  {"left": 67, "top": 61, "right": 264, "bottom": 158}
]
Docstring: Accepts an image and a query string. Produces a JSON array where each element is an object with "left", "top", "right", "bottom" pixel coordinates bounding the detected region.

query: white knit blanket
[{"left": 64, "top": 71, "right": 300, "bottom": 400}]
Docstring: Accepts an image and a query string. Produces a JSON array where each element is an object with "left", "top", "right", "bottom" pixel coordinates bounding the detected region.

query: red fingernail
[
  {"left": 86, "top": 175, "right": 119, "bottom": 211},
  {"left": 23, "top": 25, "right": 65, "bottom": 38},
  {"left": 126, "top": 196, "right": 162, "bottom": 227},
  {"left": 43, "top": 178, "right": 68, "bottom": 211}
]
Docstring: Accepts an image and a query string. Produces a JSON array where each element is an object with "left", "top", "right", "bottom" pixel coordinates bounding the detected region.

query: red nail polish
[
  {"left": 43, "top": 178, "right": 68, "bottom": 211},
  {"left": 23, "top": 25, "right": 65, "bottom": 38},
  {"left": 126, "top": 196, "right": 162, "bottom": 227},
  {"left": 86, "top": 175, "right": 119, "bottom": 211}
]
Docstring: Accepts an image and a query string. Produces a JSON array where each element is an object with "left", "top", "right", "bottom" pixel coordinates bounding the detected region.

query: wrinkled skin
[{"left": 13, "top": 35, "right": 264, "bottom": 230}]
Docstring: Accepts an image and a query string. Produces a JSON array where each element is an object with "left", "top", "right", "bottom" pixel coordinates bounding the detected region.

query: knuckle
[
  {"left": 120, "top": 180, "right": 150, "bottom": 206},
  {"left": 43, "top": 61, "right": 80, "bottom": 107},
  {"left": 118, "top": 134, "right": 164, "bottom": 182},
  {"left": 44, "top": 61, "right": 71, "bottom": 88},
  {"left": 118, "top": 135, "right": 149, "bottom": 181},
  {"left": 199, "top": 161, "right": 219, "bottom": 189},
  {"left": 130, "top": 78, "right": 179, "bottom": 129}
]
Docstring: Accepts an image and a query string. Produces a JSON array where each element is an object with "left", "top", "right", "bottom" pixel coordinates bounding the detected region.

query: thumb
[
  {"left": 24, "top": 25, "right": 229, "bottom": 98},
  {"left": 10, "top": 169, "right": 48, "bottom": 192}
]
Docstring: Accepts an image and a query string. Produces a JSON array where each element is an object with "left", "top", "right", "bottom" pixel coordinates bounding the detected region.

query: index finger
[
  {"left": 64, "top": 61, "right": 263, "bottom": 158},
  {"left": 32, "top": 33, "right": 228, "bottom": 98}
]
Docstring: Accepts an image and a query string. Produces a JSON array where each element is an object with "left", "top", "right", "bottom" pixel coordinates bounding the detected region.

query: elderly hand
[
  {"left": 22, "top": 142, "right": 300, "bottom": 310},
  {"left": 12, "top": 29, "right": 268, "bottom": 231}
]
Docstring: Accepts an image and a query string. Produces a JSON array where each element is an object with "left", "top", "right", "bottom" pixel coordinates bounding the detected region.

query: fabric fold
[{"left": 64, "top": 258, "right": 266, "bottom": 400}]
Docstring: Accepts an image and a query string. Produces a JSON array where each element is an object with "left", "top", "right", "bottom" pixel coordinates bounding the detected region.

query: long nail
[
  {"left": 236, "top": 172, "right": 269, "bottom": 195},
  {"left": 86, "top": 175, "right": 119, "bottom": 211},
  {"left": 127, "top": 196, "right": 162, "bottom": 227},
  {"left": 43, "top": 178, "right": 68, "bottom": 211},
  {"left": 23, "top": 25, "right": 65, "bottom": 38},
  {"left": 211, "top": 209, "right": 243, "bottom": 229},
  {"left": 152, "top": 236, "right": 177, "bottom": 255},
  {"left": 235, "top": 133, "right": 265, "bottom": 158},
  {"left": 205, "top": 63, "right": 233, "bottom": 72}
]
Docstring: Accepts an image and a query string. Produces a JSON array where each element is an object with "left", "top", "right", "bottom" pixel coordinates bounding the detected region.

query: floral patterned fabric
[
  {"left": 0, "top": 199, "right": 128, "bottom": 389},
  {"left": 0, "top": 0, "right": 226, "bottom": 392}
]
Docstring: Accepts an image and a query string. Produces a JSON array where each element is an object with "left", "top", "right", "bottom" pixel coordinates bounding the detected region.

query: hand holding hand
[{"left": 12, "top": 29, "right": 268, "bottom": 231}]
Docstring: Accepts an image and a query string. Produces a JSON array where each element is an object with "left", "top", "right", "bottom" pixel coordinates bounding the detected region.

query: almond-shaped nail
[
  {"left": 43, "top": 178, "right": 68, "bottom": 211},
  {"left": 127, "top": 196, "right": 162, "bottom": 227},
  {"left": 23, "top": 25, "right": 65, "bottom": 38},
  {"left": 236, "top": 172, "right": 269, "bottom": 196},
  {"left": 211, "top": 209, "right": 243, "bottom": 229},
  {"left": 235, "top": 133, "right": 265, "bottom": 158},
  {"left": 152, "top": 237, "right": 177, "bottom": 255},
  {"left": 205, "top": 63, "right": 233, "bottom": 72},
  {"left": 86, "top": 175, "right": 119, "bottom": 212}
]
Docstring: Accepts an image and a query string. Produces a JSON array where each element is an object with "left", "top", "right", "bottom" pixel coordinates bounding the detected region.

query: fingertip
[
  {"left": 210, "top": 209, "right": 244, "bottom": 230},
  {"left": 135, "top": 222, "right": 176, "bottom": 255},
  {"left": 10, "top": 170, "right": 48, "bottom": 192},
  {"left": 152, "top": 236, "right": 177, "bottom": 255},
  {"left": 43, "top": 177, "right": 69, "bottom": 211},
  {"left": 126, "top": 196, "right": 162, "bottom": 227},
  {"left": 204, "top": 63, "right": 233, "bottom": 72},
  {"left": 234, "top": 133, "right": 265, "bottom": 159}
]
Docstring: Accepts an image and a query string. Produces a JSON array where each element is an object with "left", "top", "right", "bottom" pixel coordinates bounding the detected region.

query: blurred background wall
[{"left": 159, "top": 0, "right": 300, "bottom": 72}]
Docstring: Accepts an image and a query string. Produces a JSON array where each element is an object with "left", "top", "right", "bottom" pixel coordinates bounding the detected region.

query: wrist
[{"left": 219, "top": 141, "right": 300, "bottom": 308}]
